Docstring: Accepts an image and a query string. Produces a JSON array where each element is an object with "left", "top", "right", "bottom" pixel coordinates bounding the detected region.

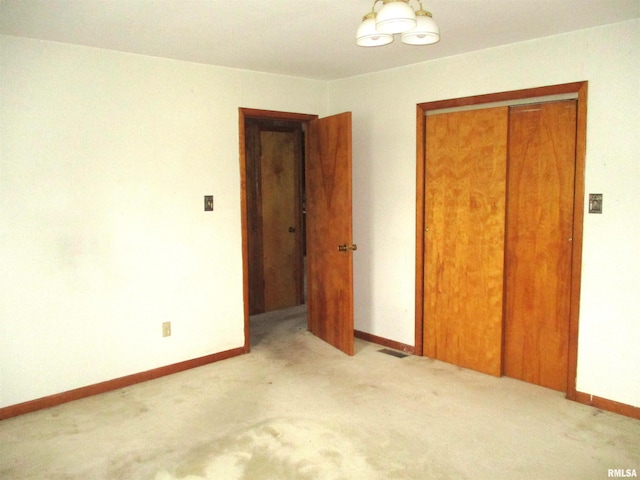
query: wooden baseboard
[
  {"left": 353, "top": 331, "right": 640, "bottom": 421},
  {"left": 571, "top": 391, "right": 640, "bottom": 420},
  {"left": 0, "top": 346, "right": 245, "bottom": 421},
  {"left": 6, "top": 345, "right": 637, "bottom": 422},
  {"left": 354, "top": 330, "right": 415, "bottom": 354}
]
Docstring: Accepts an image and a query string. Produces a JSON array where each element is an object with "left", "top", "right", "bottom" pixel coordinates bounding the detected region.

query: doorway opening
[
  {"left": 239, "top": 109, "right": 356, "bottom": 356},
  {"left": 245, "top": 117, "right": 305, "bottom": 315},
  {"left": 239, "top": 109, "right": 317, "bottom": 352}
]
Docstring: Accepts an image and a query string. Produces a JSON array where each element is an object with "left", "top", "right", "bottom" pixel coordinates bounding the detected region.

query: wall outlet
[{"left": 162, "top": 321, "right": 171, "bottom": 337}]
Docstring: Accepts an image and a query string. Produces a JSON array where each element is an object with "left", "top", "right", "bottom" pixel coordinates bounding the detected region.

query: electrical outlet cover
[{"left": 162, "top": 321, "right": 171, "bottom": 337}]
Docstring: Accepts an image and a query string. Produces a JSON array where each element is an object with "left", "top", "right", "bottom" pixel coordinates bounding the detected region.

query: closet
[{"left": 422, "top": 98, "right": 578, "bottom": 392}]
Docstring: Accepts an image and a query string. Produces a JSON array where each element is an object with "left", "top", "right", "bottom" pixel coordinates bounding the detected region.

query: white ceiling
[{"left": 1, "top": 0, "right": 639, "bottom": 81}]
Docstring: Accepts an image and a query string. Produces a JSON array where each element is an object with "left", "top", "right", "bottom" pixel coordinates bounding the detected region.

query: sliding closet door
[
  {"left": 423, "top": 107, "right": 508, "bottom": 376},
  {"left": 504, "top": 100, "right": 577, "bottom": 391}
]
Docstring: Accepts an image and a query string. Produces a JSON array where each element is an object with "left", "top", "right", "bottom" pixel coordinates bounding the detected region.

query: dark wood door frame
[
  {"left": 414, "top": 81, "right": 588, "bottom": 400},
  {"left": 239, "top": 108, "right": 318, "bottom": 353}
]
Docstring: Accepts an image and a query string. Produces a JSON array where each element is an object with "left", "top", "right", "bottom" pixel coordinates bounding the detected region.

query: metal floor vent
[{"left": 378, "top": 348, "right": 409, "bottom": 358}]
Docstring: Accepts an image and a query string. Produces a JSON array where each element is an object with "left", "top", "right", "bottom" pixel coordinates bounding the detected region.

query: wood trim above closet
[{"left": 417, "top": 82, "right": 586, "bottom": 112}]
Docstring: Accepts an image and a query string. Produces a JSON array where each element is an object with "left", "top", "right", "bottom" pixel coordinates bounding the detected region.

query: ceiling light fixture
[{"left": 356, "top": 0, "right": 440, "bottom": 47}]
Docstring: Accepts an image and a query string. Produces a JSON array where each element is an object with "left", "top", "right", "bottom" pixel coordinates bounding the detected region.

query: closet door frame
[{"left": 414, "top": 81, "right": 587, "bottom": 401}]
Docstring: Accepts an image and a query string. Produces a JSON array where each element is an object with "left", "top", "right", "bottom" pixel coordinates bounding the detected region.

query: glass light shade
[
  {"left": 375, "top": 0, "right": 416, "bottom": 34},
  {"left": 356, "top": 13, "right": 394, "bottom": 47},
  {"left": 401, "top": 10, "right": 440, "bottom": 45}
]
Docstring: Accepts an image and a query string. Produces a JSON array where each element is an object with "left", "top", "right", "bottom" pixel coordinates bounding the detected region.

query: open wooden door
[{"left": 305, "top": 112, "right": 355, "bottom": 355}]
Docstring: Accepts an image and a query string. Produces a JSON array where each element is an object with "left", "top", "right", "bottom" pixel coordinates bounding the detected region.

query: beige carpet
[{"left": 1, "top": 305, "right": 639, "bottom": 479}]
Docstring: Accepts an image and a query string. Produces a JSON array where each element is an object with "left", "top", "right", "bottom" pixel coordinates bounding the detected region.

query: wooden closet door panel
[
  {"left": 424, "top": 107, "right": 508, "bottom": 376},
  {"left": 504, "top": 100, "right": 577, "bottom": 391}
]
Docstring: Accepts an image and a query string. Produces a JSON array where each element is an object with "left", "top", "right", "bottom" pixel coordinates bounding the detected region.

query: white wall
[
  {"left": 2, "top": 19, "right": 639, "bottom": 412},
  {"left": 329, "top": 19, "right": 640, "bottom": 408},
  {"left": 0, "top": 35, "right": 327, "bottom": 408}
]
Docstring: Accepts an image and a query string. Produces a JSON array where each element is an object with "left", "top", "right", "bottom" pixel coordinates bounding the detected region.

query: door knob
[
  {"left": 288, "top": 227, "right": 296, "bottom": 233},
  {"left": 338, "top": 244, "right": 358, "bottom": 252}
]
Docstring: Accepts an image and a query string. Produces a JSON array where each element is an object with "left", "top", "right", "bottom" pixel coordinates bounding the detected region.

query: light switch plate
[
  {"left": 204, "top": 195, "right": 214, "bottom": 211},
  {"left": 589, "top": 193, "right": 602, "bottom": 214}
]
